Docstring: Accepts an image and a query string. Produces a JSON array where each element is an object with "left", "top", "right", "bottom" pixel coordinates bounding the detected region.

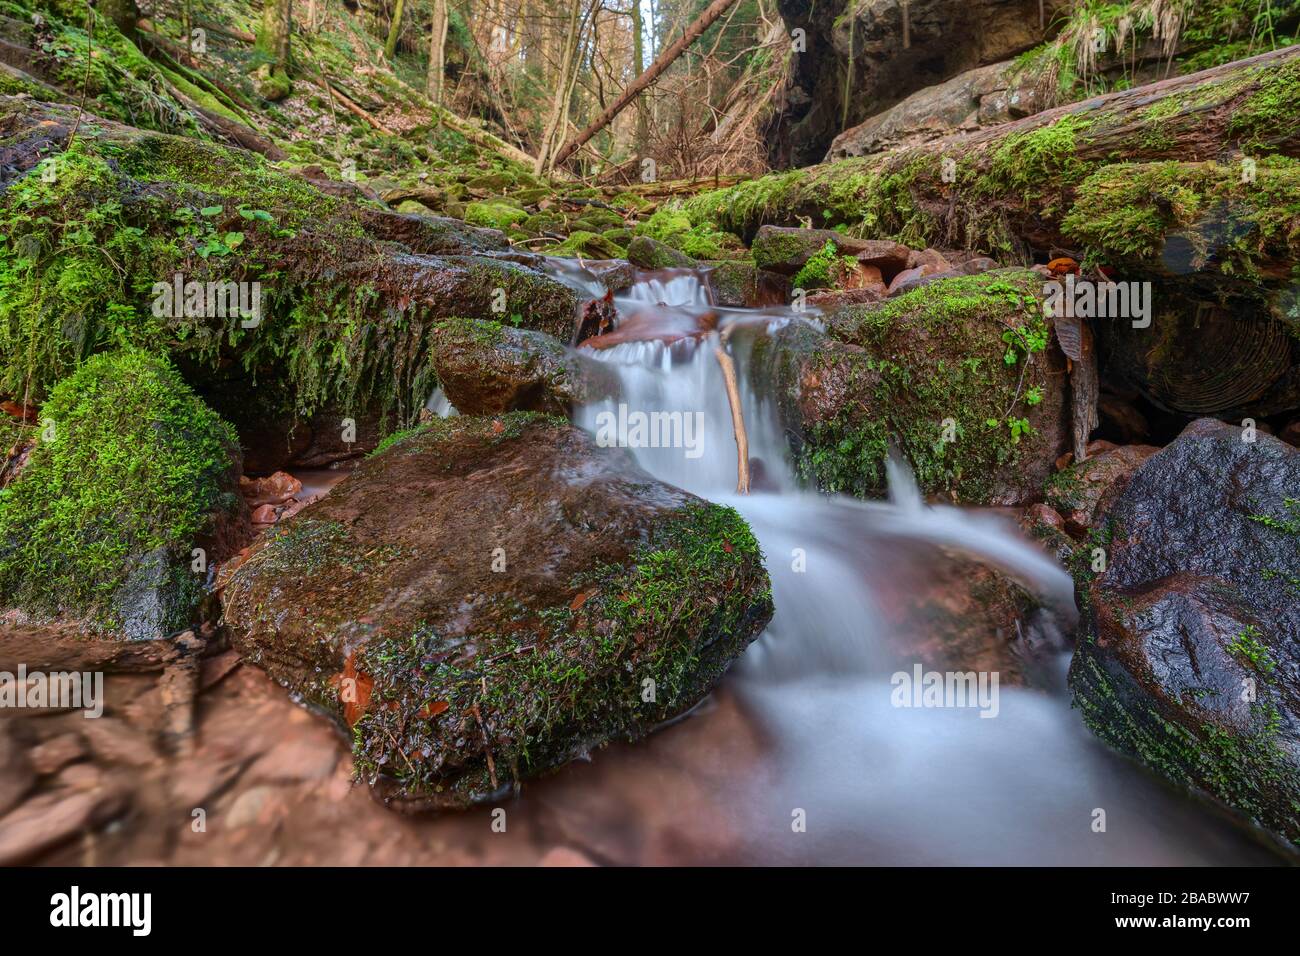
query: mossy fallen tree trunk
[
  {"left": 684, "top": 46, "right": 1300, "bottom": 262},
  {"left": 690, "top": 47, "right": 1300, "bottom": 422}
]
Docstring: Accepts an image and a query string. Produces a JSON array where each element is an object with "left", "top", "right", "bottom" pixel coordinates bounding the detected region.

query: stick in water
[{"left": 714, "top": 342, "right": 750, "bottom": 494}]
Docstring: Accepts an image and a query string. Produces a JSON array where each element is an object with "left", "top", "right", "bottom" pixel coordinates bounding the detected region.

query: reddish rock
[
  {"left": 250, "top": 503, "right": 279, "bottom": 524},
  {"left": 1045, "top": 443, "right": 1160, "bottom": 536},
  {"left": 221, "top": 414, "right": 772, "bottom": 811},
  {"left": 240, "top": 471, "right": 303, "bottom": 507},
  {"left": 0, "top": 722, "right": 34, "bottom": 817},
  {"left": 853, "top": 240, "right": 912, "bottom": 280},
  {"left": 907, "top": 248, "right": 953, "bottom": 273},
  {"left": 28, "top": 733, "right": 88, "bottom": 777}
]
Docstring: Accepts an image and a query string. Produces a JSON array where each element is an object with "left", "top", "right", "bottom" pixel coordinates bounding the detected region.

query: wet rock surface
[
  {"left": 429, "top": 319, "right": 617, "bottom": 415},
  {"left": 1044, "top": 441, "right": 1160, "bottom": 536},
  {"left": 221, "top": 413, "right": 773, "bottom": 809},
  {"left": 1069, "top": 418, "right": 1300, "bottom": 846}
]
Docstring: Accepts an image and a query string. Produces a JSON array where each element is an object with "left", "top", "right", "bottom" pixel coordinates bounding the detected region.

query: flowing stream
[{"left": 450, "top": 261, "right": 1282, "bottom": 864}]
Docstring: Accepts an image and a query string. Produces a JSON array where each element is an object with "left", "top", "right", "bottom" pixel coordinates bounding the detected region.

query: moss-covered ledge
[{"left": 0, "top": 96, "right": 577, "bottom": 427}]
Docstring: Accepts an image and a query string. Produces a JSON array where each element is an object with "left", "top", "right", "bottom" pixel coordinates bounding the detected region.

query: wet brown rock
[
  {"left": 852, "top": 240, "right": 912, "bottom": 280},
  {"left": 0, "top": 788, "right": 127, "bottom": 865},
  {"left": 876, "top": 546, "right": 1050, "bottom": 686},
  {"left": 221, "top": 413, "right": 773, "bottom": 810},
  {"left": 240, "top": 471, "right": 303, "bottom": 507},
  {"left": 0, "top": 722, "right": 34, "bottom": 816},
  {"left": 1044, "top": 443, "right": 1160, "bottom": 537},
  {"left": 29, "top": 732, "right": 89, "bottom": 777},
  {"left": 429, "top": 319, "right": 617, "bottom": 415},
  {"left": 706, "top": 260, "right": 789, "bottom": 308},
  {"left": 1070, "top": 419, "right": 1300, "bottom": 846}
]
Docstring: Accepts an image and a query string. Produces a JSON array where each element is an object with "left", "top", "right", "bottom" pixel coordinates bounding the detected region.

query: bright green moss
[
  {"left": 634, "top": 204, "right": 741, "bottom": 259},
  {"left": 0, "top": 350, "right": 239, "bottom": 630},
  {"left": 792, "top": 239, "right": 856, "bottom": 290},
  {"left": 464, "top": 200, "right": 529, "bottom": 231},
  {"left": 1061, "top": 158, "right": 1300, "bottom": 273},
  {"left": 1228, "top": 55, "right": 1300, "bottom": 151}
]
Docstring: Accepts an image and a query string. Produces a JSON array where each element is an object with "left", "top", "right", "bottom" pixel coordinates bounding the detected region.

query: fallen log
[{"left": 684, "top": 45, "right": 1300, "bottom": 253}]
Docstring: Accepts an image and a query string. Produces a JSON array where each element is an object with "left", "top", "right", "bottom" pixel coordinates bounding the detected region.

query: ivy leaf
[
  {"left": 199, "top": 205, "right": 222, "bottom": 217},
  {"left": 224, "top": 231, "right": 245, "bottom": 248}
]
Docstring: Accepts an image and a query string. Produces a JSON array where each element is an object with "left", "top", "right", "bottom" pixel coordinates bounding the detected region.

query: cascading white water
[{"left": 535, "top": 265, "right": 1277, "bottom": 864}]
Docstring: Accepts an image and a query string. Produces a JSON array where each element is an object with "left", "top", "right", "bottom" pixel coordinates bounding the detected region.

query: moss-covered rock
[
  {"left": 752, "top": 226, "right": 859, "bottom": 276},
  {"left": 0, "top": 350, "right": 249, "bottom": 637},
  {"left": 464, "top": 200, "right": 529, "bottom": 231},
  {"left": 626, "top": 235, "right": 695, "bottom": 270},
  {"left": 1069, "top": 418, "right": 1300, "bottom": 846},
  {"left": 755, "top": 269, "right": 1070, "bottom": 504},
  {"left": 0, "top": 96, "right": 578, "bottom": 429},
  {"left": 705, "top": 259, "right": 788, "bottom": 307},
  {"left": 429, "top": 318, "right": 616, "bottom": 415},
  {"left": 548, "top": 230, "right": 625, "bottom": 260},
  {"left": 221, "top": 413, "right": 773, "bottom": 809}
]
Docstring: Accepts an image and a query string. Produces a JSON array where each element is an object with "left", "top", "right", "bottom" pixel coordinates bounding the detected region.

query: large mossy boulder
[
  {"left": 0, "top": 350, "right": 249, "bottom": 638},
  {"left": 220, "top": 413, "right": 774, "bottom": 810},
  {"left": 428, "top": 319, "right": 616, "bottom": 415},
  {"left": 0, "top": 97, "right": 581, "bottom": 420},
  {"left": 1069, "top": 418, "right": 1300, "bottom": 846},
  {"left": 756, "top": 269, "right": 1070, "bottom": 504}
]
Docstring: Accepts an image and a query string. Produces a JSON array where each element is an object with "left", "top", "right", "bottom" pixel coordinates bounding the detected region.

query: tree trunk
[
  {"left": 631, "top": 0, "right": 648, "bottom": 158},
  {"left": 551, "top": 0, "right": 742, "bottom": 168},
  {"left": 426, "top": 0, "right": 449, "bottom": 105},
  {"left": 534, "top": 0, "right": 585, "bottom": 174},
  {"left": 384, "top": 0, "right": 406, "bottom": 60},
  {"left": 255, "top": 0, "right": 293, "bottom": 99}
]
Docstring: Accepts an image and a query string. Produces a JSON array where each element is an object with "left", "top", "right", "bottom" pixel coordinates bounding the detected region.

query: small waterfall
[{"left": 516, "top": 262, "right": 1272, "bottom": 864}]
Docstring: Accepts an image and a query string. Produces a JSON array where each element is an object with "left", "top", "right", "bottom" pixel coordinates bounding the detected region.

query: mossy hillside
[
  {"left": 4, "top": 0, "right": 203, "bottom": 137},
  {"left": 774, "top": 270, "right": 1062, "bottom": 503},
  {"left": 0, "top": 350, "right": 242, "bottom": 632},
  {"left": 0, "top": 104, "right": 574, "bottom": 429}
]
